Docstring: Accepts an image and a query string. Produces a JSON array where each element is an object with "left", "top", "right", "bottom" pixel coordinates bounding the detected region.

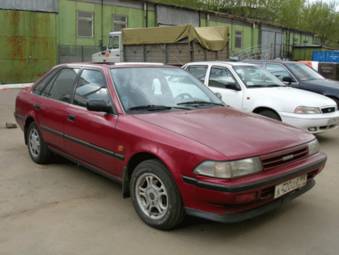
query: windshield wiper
[
  {"left": 177, "top": 100, "right": 224, "bottom": 106},
  {"left": 248, "top": 84, "right": 281, "bottom": 88},
  {"left": 265, "top": 84, "right": 282, "bottom": 87},
  {"left": 247, "top": 85, "right": 265, "bottom": 88},
  {"left": 128, "top": 105, "right": 191, "bottom": 112},
  {"left": 128, "top": 105, "right": 172, "bottom": 112}
]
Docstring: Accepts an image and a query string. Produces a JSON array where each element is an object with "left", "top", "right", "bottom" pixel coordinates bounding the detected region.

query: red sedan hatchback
[{"left": 15, "top": 63, "right": 327, "bottom": 229}]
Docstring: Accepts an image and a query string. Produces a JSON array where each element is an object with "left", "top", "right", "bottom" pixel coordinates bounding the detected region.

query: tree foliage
[
  {"left": 156, "top": 0, "right": 339, "bottom": 47},
  {"left": 207, "top": 0, "right": 339, "bottom": 46}
]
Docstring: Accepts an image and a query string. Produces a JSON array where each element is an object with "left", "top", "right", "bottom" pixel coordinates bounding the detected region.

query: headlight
[
  {"left": 194, "top": 157, "right": 262, "bottom": 179},
  {"left": 294, "top": 106, "right": 321, "bottom": 114},
  {"left": 308, "top": 139, "right": 320, "bottom": 155}
]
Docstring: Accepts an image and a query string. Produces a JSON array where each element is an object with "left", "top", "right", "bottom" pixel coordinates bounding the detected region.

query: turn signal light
[{"left": 234, "top": 192, "right": 257, "bottom": 204}]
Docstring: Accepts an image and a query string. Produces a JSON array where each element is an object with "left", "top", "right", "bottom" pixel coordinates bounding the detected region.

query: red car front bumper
[{"left": 182, "top": 152, "right": 327, "bottom": 223}]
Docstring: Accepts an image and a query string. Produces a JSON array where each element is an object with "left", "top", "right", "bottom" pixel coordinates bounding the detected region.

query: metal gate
[
  {"left": 261, "top": 25, "right": 284, "bottom": 59},
  {"left": 58, "top": 45, "right": 101, "bottom": 63},
  {"left": 156, "top": 5, "right": 199, "bottom": 26}
]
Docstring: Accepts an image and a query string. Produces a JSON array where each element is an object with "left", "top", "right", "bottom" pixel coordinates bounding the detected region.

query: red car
[{"left": 15, "top": 63, "right": 327, "bottom": 230}]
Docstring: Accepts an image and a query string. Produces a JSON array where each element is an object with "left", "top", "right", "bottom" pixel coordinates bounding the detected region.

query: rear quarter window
[
  {"left": 32, "top": 69, "right": 59, "bottom": 95},
  {"left": 186, "top": 65, "right": 208, "bottom": 82}
]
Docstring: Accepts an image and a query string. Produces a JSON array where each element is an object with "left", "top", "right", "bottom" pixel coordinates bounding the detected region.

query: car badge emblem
[{"left": 282, "top": 154, "right": 294, "bottom": 161}]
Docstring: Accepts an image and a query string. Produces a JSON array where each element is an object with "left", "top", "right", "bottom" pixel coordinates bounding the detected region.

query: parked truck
[{"left": 92, "top": 25, "right": 229, "bottom": 65}]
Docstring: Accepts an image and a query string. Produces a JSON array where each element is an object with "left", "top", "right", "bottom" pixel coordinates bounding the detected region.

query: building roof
[
  {"left": 145, "top": 0, "right": 314, "bottom": 35},
  {"left": 185, "top": 61, "right": 257, "bottom": 67}
]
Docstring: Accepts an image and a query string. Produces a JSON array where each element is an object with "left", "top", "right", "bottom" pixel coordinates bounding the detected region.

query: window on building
[
  {"left": 235, "top": 31, "right": 243, "bottom": 49},
  {"left": 78, "top": 11, "right": 94, "bottom": 37},
  {"left": 113, "top": 15, "right": 128, "bottom": 31}
]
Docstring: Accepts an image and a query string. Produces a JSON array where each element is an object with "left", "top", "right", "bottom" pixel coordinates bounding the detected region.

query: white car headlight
[
  {"left": 294, "top": 106, "right": 322, "bottom": 114},
  {"left": 308, "top": 139, "right": 320, "bottom": 155},
  {"left": 194, "top": 158, "right": 262, "bottom": 179}
]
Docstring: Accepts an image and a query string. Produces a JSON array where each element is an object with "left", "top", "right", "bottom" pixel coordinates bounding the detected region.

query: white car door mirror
[
  {"left": 224, "top": 82, "right": 241, "bottom": 91},
  {"left": 214, "top": 92, "right": 222, "bottom": 100},
  {"left": 282, "top": 76, "right": 294, "bottom": 85}
]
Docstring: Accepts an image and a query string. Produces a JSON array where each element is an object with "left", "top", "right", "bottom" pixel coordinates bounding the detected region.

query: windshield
[
  {"left": 110, "top": 67, "right": 224, "bottom": 113},
  {"left": 233, "top": 65, "right": 285, "bottom": 88},
  {"left": 108, "top": 35, "right": 120, "bottom": 49},
  {"left": 286, "top": 63, "right": 324, "bottom": 81}
]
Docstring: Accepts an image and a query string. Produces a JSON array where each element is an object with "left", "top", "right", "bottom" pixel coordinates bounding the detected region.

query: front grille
[
  {"left": 321, "top": 107, "right": 336, "bottom": 114},
  {"left": 261, "top": 145, "right": 308, "bottom": 170}
]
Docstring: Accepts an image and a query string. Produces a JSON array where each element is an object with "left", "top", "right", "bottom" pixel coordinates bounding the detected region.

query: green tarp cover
[{"left": 122, "top": 25, "right": 228, "bottom": 51}]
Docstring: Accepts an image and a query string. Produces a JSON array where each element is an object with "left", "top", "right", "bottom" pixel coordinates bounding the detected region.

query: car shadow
[
  {"left": 316, "top": 133, "right": 337, "bottom": 143},
  {"left": 46, "top": 152, "right": 315, "bottom": 236}
]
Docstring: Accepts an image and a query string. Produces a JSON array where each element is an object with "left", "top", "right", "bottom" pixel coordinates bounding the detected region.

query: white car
[{"left": 183, "top": 61, "right": 339, "bottom": 133}]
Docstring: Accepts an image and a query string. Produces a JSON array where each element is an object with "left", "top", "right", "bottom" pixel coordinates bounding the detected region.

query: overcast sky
[{"left": 308, "top": 0, "right": 339, "bottom": 11}]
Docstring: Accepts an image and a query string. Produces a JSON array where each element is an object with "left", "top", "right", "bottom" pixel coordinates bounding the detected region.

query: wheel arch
[
  {"left": 326, "top": 95, "right": 339, "bottom": 108},
  {"left": 122, "top": 151, "right": 172, "bottom": 198},
  {"left": 24, "top": 116, "right": 35, "bottom": 145},
  {"left": 252, "top": 106, "right": 281, "bottom": 120}
]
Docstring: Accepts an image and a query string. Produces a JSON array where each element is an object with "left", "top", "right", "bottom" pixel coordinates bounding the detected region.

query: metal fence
[
  {"left": 0, "top": 0, "right": 58, "bottom": 13},
  {"left": 58, "top": 45, "right": 101, "bottom": 63},
  {"left": 231, "top": 43, "right": 294, "bottom": 61}
]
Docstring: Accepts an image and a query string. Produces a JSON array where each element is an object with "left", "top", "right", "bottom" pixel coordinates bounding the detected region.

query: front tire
[
  {"left": 130, "top": 160, "right": 184, "bottom": 230},
  {"left": 258, "top": 109, "right": 281, "bottom": 121},
  {"left": 26, "top": 122, "right": 51, "bottom": 164}
]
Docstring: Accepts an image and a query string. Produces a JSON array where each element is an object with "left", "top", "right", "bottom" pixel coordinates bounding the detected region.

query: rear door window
[
  {"left": 46, "top": 68, "right": 79, "bottom": 103},
  {"left": 73, "top": 69, "right": 112, "bottom": 108}
]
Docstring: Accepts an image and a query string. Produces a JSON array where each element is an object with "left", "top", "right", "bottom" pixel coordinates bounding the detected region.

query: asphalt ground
[{"left": 0, "top": 89, "right": 338, "bottom": 255}]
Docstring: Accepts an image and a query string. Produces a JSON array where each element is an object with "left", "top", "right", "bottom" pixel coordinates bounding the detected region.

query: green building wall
[
  {"left": 0, "top": 0, "right": 315, "bottom": 83},
  {"left": 58, "top": 0, "right": 155, "bottom": 47},
  {"left": 206, "top": 17, "right": 260, "bottom": 55},
  {"left": 0, "top": 10, "right": 57, "bottom": 83}
]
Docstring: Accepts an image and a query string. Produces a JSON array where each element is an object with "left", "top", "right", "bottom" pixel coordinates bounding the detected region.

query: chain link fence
[{"left": 58, "top": 45, "right": 101, "bottom": 63}]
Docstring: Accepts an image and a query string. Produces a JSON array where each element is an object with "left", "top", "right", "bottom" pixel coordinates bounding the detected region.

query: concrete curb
[{"left": 0, "top": 83, "right": 33, "bottom": 90}]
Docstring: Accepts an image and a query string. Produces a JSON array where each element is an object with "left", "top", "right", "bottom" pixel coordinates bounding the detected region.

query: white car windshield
[
  {"left": 234, "top": 65, "right": 285, "bottom": 88},
  {"left": 286, "top": 63, "right": 325, "bottom": 81},
  {"left": 110, "top": 67, "right": 224, "bottom": 112}
]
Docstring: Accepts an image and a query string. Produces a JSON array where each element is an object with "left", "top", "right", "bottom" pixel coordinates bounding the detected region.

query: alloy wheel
[
  {"left": 135, "top": 173, "right": 169, "bottom": 220},
  {"left": 29, "top": 127, "right": 41, "bottom": 158}
]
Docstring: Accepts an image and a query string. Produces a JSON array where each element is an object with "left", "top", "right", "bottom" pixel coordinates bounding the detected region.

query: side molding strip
[{"left": 40, "top": 125, "right": 124, "bottom": 161}]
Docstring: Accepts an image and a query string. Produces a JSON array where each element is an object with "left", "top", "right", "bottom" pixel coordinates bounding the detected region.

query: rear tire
[
  {"left": 257, "top": 109, "right": 281, "bottom": 121},
  {"left": 130, "top": 160, "right": 185, "bottom": 230},
  {"left": 26, "top": 122, "right": 51, "bottom": 164}
]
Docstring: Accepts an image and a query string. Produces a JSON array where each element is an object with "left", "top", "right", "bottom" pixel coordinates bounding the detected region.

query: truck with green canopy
[{"left": 92, "top": 25, "right": 229, "bottom": 65}]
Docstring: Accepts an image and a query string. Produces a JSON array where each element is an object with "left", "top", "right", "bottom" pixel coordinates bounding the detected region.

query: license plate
[
  {"left": 274, "top": 175, "right": 307, "bottom": 199},
  {"left": 328, "top": 117, "right": 339, "bottom": 126}
]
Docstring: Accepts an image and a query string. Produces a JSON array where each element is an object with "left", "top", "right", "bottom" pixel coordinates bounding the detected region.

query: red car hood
[{"left": 134, "top": 107, "right": 314, "bottom": 160}]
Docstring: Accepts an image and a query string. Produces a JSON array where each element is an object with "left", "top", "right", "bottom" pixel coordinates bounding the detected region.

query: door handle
[
  {"left": 33, "top": 104, "right": 41, "bottom": 110},
  {"left": 67, "top": 115, "right": 76, "bottom": 122}
]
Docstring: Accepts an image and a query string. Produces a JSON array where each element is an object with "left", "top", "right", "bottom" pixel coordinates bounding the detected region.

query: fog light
[
  {"left": 308, "top": 127, "right": 317, "bottom": 132},
  {"left": 234, "top": 192, "right": 257, "bottom": 204}
]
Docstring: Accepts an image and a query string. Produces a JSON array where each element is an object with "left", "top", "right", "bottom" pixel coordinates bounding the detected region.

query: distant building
[{"left": 0, "top": 0, "right": 315, "bottom": 83}]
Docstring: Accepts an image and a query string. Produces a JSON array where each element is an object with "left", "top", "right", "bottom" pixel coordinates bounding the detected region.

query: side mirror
[
  {"left": 87, "top": 99, "right": 112, "bottom": 113},
  {"left": 282, "top": 76, "right": 293, "bottom": 85},
  {"left": 199, "top": 77, "right": 205, "bottom": 83},
  {"left": 224, "top": 82, "right": 241, "bottom": 91},
  {"left": 214, "top": 92, "right": 222, "bottom": 100}
]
